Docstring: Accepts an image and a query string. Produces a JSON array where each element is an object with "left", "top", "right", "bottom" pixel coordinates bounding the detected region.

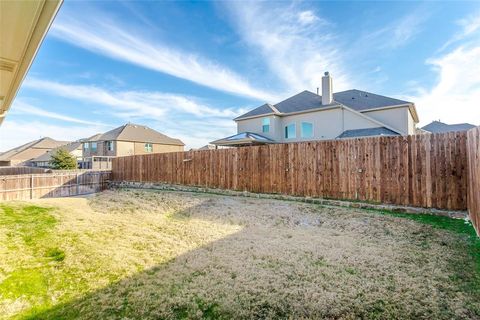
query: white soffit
[{"left": 0, "top": 0, "right": 62, "bottom": 125}]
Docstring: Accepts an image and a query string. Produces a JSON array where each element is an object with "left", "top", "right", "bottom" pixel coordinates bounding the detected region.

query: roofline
[
  {"left": 234, "top": 102, "right": 418, "bottom": 123},
  {"left": 233, "top": 103, "right": 281, "bottom": 121},
  {"left": 235, "top": 104, "right": 342, "bottom": 122},
  {"left": 83, "top": 139, "right": 185, "bottom": 146},
  {"left": 234, "top": 112, "right": 278, "bottom": 122}
]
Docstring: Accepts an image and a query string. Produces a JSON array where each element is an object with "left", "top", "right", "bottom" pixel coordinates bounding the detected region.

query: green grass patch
[
  {"left": 0, "top": 269, "right": 48, "bottom": 299},
  {"left": 371, "top": 209, "right": 479, "bottom": 266},
  {"left": 45, "top": 247, "right": 66, "bottom": 262},
  {"left": 0, "top": 204, "right": 57, "bottom": 246},
  {"left": 369, "top": 208, "right": 480, "bottom": 304}
]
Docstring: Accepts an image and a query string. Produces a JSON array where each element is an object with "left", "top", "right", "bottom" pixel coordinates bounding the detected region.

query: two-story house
[
  {"left": 81, "top": 123, "right": 184, "bottom": 169},
  {"left": 211, "top": 72, "right": 419, "bottom": 147}
]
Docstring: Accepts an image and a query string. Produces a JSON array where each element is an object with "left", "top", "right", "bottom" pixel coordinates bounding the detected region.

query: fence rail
[
  {"left": 112, "top": 131, "right": 468, "bottom": 211},
  {"left": 0, "top": 166, "right": 51, "bottom": 175},
  {"left": 0, "top": 170, "right": 111, "bottom": 200},
  {"left": 467, "top": 127, "right": 480, "bottom": 236}
]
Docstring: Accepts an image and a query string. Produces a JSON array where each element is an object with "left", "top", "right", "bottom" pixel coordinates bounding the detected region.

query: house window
[
  {"left": 301, "top": 122, "right": 313, "bottom": 138},
  {"left": 285, "top": 123, "right": 296, "bottom": 139},
  {"left": 145, "top": 143, "right": 153, "bottom": 152},
  {"left": 83, "top": 143, "right": 89, "bottom": 151},
  {"left": 106, "top": 141, "right": 114, "bottom": 151},
  {"left": 91, "top": 142, "right": 97, "bottom": 152},
  {"left": 262, "top": 118, "right": 270, "bottom": 133}
]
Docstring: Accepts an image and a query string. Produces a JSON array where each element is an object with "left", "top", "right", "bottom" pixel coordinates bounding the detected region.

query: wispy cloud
[
  {"left": 21, "top": 78, "right": 247, "bottom": 149},
  {"left": 406, "top": 44, "right": 480, "bottom": 125},
  {"left": 224, "top": 2, "right": 352, "bottom": 94},
  {"left": 439, "top": 10, "right": 480, "bottom": 52},
  {"left": 23, "top": 78, "right": 244, "bottom": 119},
  {"left": 0, "top": 120, "right": 107, "bottom": 151},
  {"left": 12, "top": 100, "right": 107, "bottom": 126},
  {"left": 390, "top": 11, "right": 428, "bottom": 47},
  {"left": 357, "top": 8, "right": 429, "bottom": 51},
  {"left": 50, "top": 11, "right": 277, "bottom": 102}
]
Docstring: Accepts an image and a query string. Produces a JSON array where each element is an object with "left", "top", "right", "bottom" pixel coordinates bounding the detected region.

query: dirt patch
[{"left": 1, "top": 189, "right": 479, "bottom": 319}]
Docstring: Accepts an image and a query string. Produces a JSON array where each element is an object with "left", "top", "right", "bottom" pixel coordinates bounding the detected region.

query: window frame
[
  {"left": 262, "top": 117, "right": 270, "bottom": 133},
  {"left": 284, "top": 123, "right": 296, "bottom": 139},
  {"left": 144, "top": 143, "right": 153, "bottom": 152},
  {"left": 90, "top": 142, "right": 97, "bottom": 152},
  {"left": 106, "top": 141, "right": 114, "bottom": 152},
  {"left": 301, "top": 122, "right": 314, "bottom": 138}
]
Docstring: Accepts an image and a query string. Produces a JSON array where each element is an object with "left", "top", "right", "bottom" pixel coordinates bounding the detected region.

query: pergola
[{"left": 210, "top": 132, "right": 276, "bottom": 147}]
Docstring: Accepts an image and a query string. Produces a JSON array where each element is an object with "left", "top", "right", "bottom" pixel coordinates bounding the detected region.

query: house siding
[
  {"left": 237, "top": 115, "right": 281, "bottom": 141},
  {"left": 133, "top": 142, "right": 183, "bottom": 155},
  {"left": 235, "top": 107, "right": 382, "bottom": 142},
  {"left": 83, "top": 140, "right": 183, "bottom": 157},
  {"left": 362, "top": 107, "right": 410, "bottom": 135}
]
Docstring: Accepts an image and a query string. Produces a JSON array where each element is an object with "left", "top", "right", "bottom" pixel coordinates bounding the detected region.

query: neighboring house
[
  {"left": 0, "top": 137, "right": 69, "bottom": 166},
  {"left": 421, "top": 121, "right": 476, "bottom": 133},
  {"left": 30, "top": 141, "right": 84, "bottom": 168},
  {"left": 212, "top": 72, "right": 419, "bottom": 147},
  {"left": 81, "top": 123, "right": 185, "bottom": 169}
]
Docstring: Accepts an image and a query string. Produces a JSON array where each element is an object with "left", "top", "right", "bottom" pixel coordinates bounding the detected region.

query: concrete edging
[{"left": 109, "top": 181, "right": 468, "bottom": 220}]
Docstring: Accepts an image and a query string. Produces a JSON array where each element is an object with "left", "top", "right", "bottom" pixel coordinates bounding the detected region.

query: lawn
[{"left": 0, "top": 189, "right": 479, "bottom": 319}]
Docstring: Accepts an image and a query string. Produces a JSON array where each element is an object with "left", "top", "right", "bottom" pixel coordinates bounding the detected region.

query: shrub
[{"left": 50, "top": 148, "right": 78, "bottom": 170}]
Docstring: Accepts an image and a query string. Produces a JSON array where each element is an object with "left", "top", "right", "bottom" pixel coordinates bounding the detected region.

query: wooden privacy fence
[
  {"left": 113, "top": 131, "right": 468, "bottom": 211},
  {"left": 0, "top": 166, "right": 51, "bottom": 175},
  {"left": 467, "top": 127, "right": 480, "bottom": 236},
  {"left": 0, "top": 170, "right": 112, "bottom": 200}
]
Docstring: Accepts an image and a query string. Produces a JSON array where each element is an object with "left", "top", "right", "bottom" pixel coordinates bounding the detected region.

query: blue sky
[{"left": 1, "top": 0, "right": 480, "bottom": 151}]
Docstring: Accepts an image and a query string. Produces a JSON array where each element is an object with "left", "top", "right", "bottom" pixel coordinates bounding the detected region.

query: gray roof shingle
[
  {"left": 333, "top": 90, "right": 411, "bottom": 111},
  {"left": 235, "top": 89, "right": 413, "bottom": 120},
  {"left": 234, "top": 103, "right": 277, "bottom": 120},
  {"left": 90, "top": 123, "right": 184, "bottom": 146},
  {"left": 337, "top": 127, "right": 399, "bottom": 139},
  {"left": 421, "top": 121, "right": 476, "bottom": 133}
]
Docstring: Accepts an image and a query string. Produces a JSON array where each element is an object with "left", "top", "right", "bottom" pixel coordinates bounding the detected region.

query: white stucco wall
[
  {"left": 237, "top": 115, "right": 281, "bottom": 141},
  {"left": 407, "top": 111, "right": 416, "bottom": 135},
  {"left": 362, "top": 107, "right": 409, "bottom": 135}
]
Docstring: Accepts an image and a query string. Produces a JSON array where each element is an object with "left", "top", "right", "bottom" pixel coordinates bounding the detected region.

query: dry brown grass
[{"left": 1, "top": 188, "right": 479, "bottom": 319}]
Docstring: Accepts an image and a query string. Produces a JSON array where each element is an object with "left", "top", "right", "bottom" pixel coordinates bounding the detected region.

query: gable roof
[
  {"left": 235, "top": 89, "right": 416, "bottom": 121},
  {"left": 0, "top": 137, "right": 69, "bottom": 161},
  {"left": 90, "top": 123, "right": 184, "bottom": 146},
  {"left": 235, "top": 103, "right": 279, "bottom": 120},
  {"left": 421, "top": 121, "right": 476, "bottom": 133},
  {"left": 31, "top": 141, "right": 82, "bottom": 162},
  {"left": 337, "top": 127, "right": 400, "bottom": 139},
  {"left": 334, "top": 90, "right": 412, "bottom": 111}
]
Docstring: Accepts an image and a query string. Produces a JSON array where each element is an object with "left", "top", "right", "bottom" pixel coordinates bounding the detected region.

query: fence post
[{"left": 30, "top": 174, "right": 33, "bottom": 199}]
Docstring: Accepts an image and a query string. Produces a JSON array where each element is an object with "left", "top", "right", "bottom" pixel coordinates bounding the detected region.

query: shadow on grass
[{"left": 18, "top": 196, "right": 480, "bottom": 320}]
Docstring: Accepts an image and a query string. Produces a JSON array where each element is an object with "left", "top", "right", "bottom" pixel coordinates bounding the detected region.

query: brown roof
[
  {"left": 31, "top": 141, "right": 82, "bottom": 162},
  {"left": 0, "top": 137, "right": 69, "bottom": 162},
  {"left": 89, "top": 123, "right": 184, "bottom": 146}
]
